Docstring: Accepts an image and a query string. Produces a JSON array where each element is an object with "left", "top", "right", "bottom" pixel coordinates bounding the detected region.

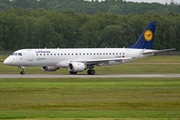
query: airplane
[{"left": 3, "top": 21, "right": 175, "bottom": 75}]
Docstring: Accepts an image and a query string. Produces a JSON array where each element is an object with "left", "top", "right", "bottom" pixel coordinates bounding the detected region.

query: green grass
[
  {"left": 0, "top": 55, "right": 180, "bottom": 119},
  {"left": 0, "top": 55, "right": 8, "bottom": 62},
  {"left": 131, "top": 56, "right": 180, "bottom": 63},
  {"left": 0, "top": 78, "right": 180, "bottom": 119}
]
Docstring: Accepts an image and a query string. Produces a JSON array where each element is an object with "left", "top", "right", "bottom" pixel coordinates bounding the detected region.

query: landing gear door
[{"left": 28, "top": 50, "right": 34, "bottom": 61}]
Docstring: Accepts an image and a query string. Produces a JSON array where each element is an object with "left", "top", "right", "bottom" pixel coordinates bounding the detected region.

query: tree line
[
  {"left": 0, "top": 0, "right": 180, "bottom": 15},
  {"left": 0, "top": 7, "right": 180, "bottom": 51}
]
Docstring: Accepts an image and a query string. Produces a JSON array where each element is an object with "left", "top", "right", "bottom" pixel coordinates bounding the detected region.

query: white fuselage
[{"left": 4, "top": 48, "right": 153, "bottom": 68}]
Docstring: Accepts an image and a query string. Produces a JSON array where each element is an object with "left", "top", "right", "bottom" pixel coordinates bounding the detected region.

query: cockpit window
[
  {"left": 18, "top": 53, "right": 22, "bottom": 56},
  {"left": 12, "top": 53, "right": 18, "bottom": 56},
  {"left": 12, "top": 53, "right": 22, "bottom": 56}
]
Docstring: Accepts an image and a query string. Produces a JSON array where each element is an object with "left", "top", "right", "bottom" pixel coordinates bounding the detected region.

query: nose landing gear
[{"left": 19, "top": 66, "right": 25, "bottom": 75}]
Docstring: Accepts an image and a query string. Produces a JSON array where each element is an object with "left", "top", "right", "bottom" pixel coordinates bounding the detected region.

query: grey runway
[{"left": 1, "top": 74, "right": 180, "bottom": 78}]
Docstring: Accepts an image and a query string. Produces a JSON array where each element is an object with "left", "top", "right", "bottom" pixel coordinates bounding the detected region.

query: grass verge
[{"left": 0, "top": 78, "right": 180, "bottom": 119}]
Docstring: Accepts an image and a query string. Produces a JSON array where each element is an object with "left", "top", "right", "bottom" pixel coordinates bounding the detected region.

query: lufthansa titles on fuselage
[{"left": 35, "top": 51, "right": 51, "bottom": 54}]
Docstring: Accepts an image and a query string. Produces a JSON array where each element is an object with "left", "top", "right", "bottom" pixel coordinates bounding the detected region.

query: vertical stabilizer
[{"left": 127, "top": 21, "right": 156, "bottom": 49}]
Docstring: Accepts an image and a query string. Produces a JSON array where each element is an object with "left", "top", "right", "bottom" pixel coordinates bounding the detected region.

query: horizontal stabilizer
[{"left": 143, "top": 48, "right": 176, "bottom": 54}]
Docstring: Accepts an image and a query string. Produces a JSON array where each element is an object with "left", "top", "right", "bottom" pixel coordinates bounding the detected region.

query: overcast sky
[{"left": 124, "top": 0, "right": 180, "bottom": 4}]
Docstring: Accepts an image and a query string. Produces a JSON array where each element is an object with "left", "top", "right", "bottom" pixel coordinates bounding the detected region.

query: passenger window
[
  {"left": 37, "top": 54, "right": 38, "bottom": 56},
  {"left": 83, "top": 53, "right": 85, "bottom": 55}
]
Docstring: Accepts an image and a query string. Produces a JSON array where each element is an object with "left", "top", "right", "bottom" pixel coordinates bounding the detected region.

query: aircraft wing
[
  {"left": 85, "top": 57, "right": 132, "bottom": 62},
  {"left": 71, "top": 57, "right": 132, "bottom": 65},
  {"left": 143, "top": 48, "right": 176, "bottom": 54}
]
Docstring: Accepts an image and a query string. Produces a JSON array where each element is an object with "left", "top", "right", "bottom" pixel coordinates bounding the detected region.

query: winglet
[{"left": 128, "top": 21, "right": 156, "bottom": 49}]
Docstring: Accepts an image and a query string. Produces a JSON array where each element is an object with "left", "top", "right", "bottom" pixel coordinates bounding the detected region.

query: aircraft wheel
[
  {"left": 69, "top": 71, "right": 77, "bottom": 75},
  {"left": 20, "top": 71, "right": 25, "bottom": 75},
  {"left": 87, "top": 70, "right": 90, "bottom": 74},
  {"left": 87, "top": 69, "right": 95, "bottom": 75},
  {"left": 19, "top": 66, "right": 25, "bottom": 75}
]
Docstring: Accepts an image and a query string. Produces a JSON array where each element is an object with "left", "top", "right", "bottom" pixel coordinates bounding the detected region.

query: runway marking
[{"left": 0, "top": 74, "right": 180, "bottom": 78}]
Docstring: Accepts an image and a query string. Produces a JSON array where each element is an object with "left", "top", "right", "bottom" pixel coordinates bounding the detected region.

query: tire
[
  {"left": 87, "top": 69, "right": 95, "bottom": 75},
  {"left": 90, "top": 69, "right": 95, "bottom": 75},
  {"left": 20, "top": 71, "right": 25, "bottom": 75},
  {"left": 87, "top": 70, "right": 90, "bottom": 75},
  {"left": 69, "top": 71, "right": 77, "bottom": 74}
]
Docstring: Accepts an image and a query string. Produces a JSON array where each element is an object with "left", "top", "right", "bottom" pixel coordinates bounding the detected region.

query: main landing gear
[
  {"left": 87, "top": 69, "right": 95, "bottom": 75},
  {"left": 19, "top": 66, "right": 25, "bottom": 75},
  {"left": 69, "top": 69, "right": 95, "bottom": 75}
]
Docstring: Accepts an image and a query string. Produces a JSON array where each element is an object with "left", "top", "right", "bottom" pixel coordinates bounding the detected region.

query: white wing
[{"left": 70, "top": 57, "right": 132, "bottom": 65}]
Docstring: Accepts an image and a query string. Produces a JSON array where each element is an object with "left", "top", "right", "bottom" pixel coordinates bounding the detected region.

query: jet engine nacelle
[
  {"left": 68, "top": 62, "right": 86, "bottom": 72},
  {"left": 41, "top": 66, "right": 59, "bottom": 71}
]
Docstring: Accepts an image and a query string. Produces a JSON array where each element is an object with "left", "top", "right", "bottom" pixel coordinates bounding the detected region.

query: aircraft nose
[{"left": 3, "top": 57, "right": 12, "bottom": 65}]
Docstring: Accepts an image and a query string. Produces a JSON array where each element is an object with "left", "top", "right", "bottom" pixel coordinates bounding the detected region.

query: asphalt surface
[{"left": 0, "top": 74, "right": 180, "bottom": 78}]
